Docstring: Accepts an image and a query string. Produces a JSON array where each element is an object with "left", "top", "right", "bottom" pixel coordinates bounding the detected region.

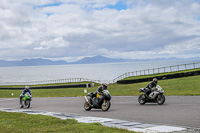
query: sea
[{"left": 0, "top": 59, "right": 199, "bottom": 84}]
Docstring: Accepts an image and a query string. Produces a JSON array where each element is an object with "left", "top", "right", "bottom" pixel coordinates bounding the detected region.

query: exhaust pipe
[
  {"left": 84, "top": 96, "right": 89, "bottom": 103},
  {"left": 83, "top": 96, "right": 92, "bottom": 106}
]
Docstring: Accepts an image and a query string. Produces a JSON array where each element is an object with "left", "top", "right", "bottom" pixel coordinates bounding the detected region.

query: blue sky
[
  {"left": 103, "top": 1, "right": 128, "bottom": 10},
  {"left": 0, "top": 0, "right": 200, "bottom": 62},
  {"left": 33, "top": 2, "right": 62, "bottom": 9}
]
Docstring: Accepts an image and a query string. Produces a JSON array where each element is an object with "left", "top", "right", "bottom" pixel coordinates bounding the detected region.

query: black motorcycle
[
  {"left": 83, "top": 90, "right": 111, "bottom": 111},
  {"left": 138, "top": 85, "right": 165, "bottom": 105}
]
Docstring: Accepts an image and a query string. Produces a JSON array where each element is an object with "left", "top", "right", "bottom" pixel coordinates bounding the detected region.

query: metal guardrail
[
  {"left": 112, "top": 62, "right": 200, "bottom": 83},
  {"left": 0, "top": 78, "right": 102, "bottom": 86}
]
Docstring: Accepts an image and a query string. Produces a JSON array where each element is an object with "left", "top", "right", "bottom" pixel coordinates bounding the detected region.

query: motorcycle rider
[
  {"left": 94, "top": 83, "right": 108, "bottom": 105},
  {"left": 145, "top": 78, "right": 158, "bottom": 97},
  {"left": 20, "top": 86, "right": 32, "bottom": 107}
]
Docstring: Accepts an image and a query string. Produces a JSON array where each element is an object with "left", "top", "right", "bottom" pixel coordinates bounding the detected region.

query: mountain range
[{"left": 0, "top": 55, "right": 199, "bottom": 67}]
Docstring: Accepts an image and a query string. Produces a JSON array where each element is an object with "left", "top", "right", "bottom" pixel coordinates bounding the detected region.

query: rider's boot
[{"left": 20, "top": 98, "right": 23, "bottom": 107}]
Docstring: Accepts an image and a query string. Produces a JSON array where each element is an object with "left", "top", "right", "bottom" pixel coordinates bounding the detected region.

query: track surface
[{"left": 0, "top": 96, "right": 199, "bottom": 128}]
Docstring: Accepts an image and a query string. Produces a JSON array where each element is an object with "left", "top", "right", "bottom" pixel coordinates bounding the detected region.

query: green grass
[
  {"left": 109, "top": 75, "right": 200, "bottom": 96},
  {"left": 0, "top": 75, "right": 200, "bottom": 97},
  {"left": 0, "top": 111, "right": 134, "bottom": 133}
]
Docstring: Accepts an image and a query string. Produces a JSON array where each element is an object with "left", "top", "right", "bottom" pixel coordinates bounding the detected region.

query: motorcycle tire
[
  {"left": 84, "top": 102, "right": 92, "bottom": 111},
  {"left": 138, "top": 94, "right": 146, "bottom": 105},
  {"left": 157, "top": 94, "right": 165, "bottom": 105},
  {"left": 101, "top": 100, "right": 111, "bottom": 111},
  {"left": 25, "top": 100, "right": 30, "bottom": 108}
]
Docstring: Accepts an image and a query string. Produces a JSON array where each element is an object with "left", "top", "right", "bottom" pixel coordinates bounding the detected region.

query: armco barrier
[
  {"left": 113, "top": 62, "right": 200, "bottom": 83},
  {"left": 117, "top": 70, "right": 200, "bottom": 84},
  {"left": 0, "top": 83, "right": 94, "bottom": 90}
]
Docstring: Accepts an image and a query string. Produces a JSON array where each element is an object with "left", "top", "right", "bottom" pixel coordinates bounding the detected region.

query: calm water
[{"left": 0, "top": 59, "right": 199, "bottom": 84}]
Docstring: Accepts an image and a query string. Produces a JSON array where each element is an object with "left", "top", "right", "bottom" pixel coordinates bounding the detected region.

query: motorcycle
[
  {"left": 20, "top": 92, "right": 31, "bottom": 108},
  {"left": 83, "top": 90, "right": 111, "bottom": 111},
  {"left": 138, "top": 85, "right": 165, "bottom": 105}
]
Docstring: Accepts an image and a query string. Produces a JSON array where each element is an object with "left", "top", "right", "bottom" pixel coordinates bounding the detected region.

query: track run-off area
[{"left": 0, "top": 96, "right": 200, "bottom": 132}]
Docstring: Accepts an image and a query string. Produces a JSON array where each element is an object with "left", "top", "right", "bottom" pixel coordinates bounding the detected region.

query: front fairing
[
  {"left": 156, "top": 85, "right": 164, "bottom": 93},
  {"left": 23, "top": 93, "right": 31, "bottom": 101},
  {"left": 103, "top": 90, "right": 111, "bottom": 100}
]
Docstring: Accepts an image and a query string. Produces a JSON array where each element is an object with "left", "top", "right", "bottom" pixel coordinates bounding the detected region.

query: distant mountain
[
  {"left": 71, "top": 55, "right": 195, "bottom": 64},
  {"left": 18, "top": 58, "right": 67, "bottom": 66},
  {"left": 0, "top": 56, "right": 199, "bottom": 67},
  {"left": 72, "top": 55, "right": 128, "bottom": 64},
  {"left": 0, "top": 58, "right": 67, "bottom": 67}
]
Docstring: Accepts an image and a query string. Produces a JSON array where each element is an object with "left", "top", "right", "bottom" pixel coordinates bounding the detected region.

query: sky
[{"left": 0, "top": 0, "right": 200, "bottom": 62}]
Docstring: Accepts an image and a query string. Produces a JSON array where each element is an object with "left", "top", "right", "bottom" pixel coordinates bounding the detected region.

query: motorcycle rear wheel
[
  {"left": 157, "top": 95, "right": 165, "bottom": 105},
  {"left": 101, "top": 100, "right": 111, "bottom": 111},
  {"left": 138, "top": 94, "right": 146, "bottom": 105},
  {"left": 84, "top": 102, "right": 92, "bottom": 111}
]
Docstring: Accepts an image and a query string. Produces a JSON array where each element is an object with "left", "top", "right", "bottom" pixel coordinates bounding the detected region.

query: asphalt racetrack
[{"left": 0, "top": 96, "right": 200, "bottom": 129}]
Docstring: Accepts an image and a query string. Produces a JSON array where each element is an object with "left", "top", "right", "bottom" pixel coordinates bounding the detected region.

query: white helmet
[{"left": 25, "top": 86, "right": 30, "bottom": 90}]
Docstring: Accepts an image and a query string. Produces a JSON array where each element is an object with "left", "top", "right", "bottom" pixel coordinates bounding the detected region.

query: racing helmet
[
  {"left": 102, "top": 83, "right": 108, "bottom": 90},
  {"left": 153, "top": 78, "right": 158, "bottom": 84},
  {"left": 25, "top": 86, "right": 30, "bottom": 90}
]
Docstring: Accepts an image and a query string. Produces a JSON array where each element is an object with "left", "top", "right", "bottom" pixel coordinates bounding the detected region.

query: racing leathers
[
  {"left": 94, "top": 86, "right": 105, "bottom": 105},
  {"left": 145, "top": 81, "right": 157, "bottom": 96}
]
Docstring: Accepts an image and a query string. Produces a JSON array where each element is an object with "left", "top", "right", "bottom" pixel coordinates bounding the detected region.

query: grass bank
[
  {"left": 0, "top": 111, "right": 133, "bottom": 133},
  {"left": 0, "top": 74, "right": 200, "bottom": 97},
  {"left": 122, "top": 68, "right": 200, "bottom": 80}
]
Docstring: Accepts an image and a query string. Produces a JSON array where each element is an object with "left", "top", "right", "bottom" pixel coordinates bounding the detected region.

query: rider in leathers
[
  {"left": 94, "top": 83, "right": 108, "bottom": 105},
  {"left": 20, "top": 86, "right": 32, "bottom": 107},
  {"left": 145, "top": 78, "right": 158, "bottom": 96}
]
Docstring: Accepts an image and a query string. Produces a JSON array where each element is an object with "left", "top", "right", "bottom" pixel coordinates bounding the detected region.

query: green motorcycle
[{"left": 20, "top": 93, "right": 31, "bottom": 108}]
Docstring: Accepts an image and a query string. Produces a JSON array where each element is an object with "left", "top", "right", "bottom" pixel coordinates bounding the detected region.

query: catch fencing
[{"left": 113, "top": 62, "right": 200, "bottom": 83}]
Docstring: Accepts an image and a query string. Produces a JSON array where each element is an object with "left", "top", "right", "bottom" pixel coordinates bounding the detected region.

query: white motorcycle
[{"left": 138, "top": 85, "right": 165, "bottom": 105}]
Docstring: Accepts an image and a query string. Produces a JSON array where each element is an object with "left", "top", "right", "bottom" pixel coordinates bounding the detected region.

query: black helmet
[
  {"left": 102, "top": 83, "right": 108, "bottom": 89},
  {"left": 153, "top": 78, "right": 158, "bottom": 84}
]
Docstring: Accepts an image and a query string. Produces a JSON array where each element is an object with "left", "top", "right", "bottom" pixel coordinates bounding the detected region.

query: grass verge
[
  {"left": 122, "top": 68, "right": 200, "bottom": 80},
  {"left": 0, "top": 111, "right": 133, "bottom": 133},
  {"left": 0, "top": 75, "right": 200, "bottom": 98}
]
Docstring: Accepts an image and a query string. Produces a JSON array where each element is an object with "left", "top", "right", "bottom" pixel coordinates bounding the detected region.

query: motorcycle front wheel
[
  {"left": 101, "top": 100, "right": 111, "bottom": 111},
  {"left": 157, "top": 94, "right": 165, "bottom": 105},
  {"left": 25, "top": 100, "right": 30, "bottom": 108},
  {"left": 138, "top": 94, "right": 146, "bottom": 105},
  {"left": 84, "top": 102, "right": 92, "bottom": 111}
]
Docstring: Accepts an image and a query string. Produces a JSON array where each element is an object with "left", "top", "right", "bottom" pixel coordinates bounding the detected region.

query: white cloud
[
  {"left": 0, "top": 0, "right": 200, "bottom": 61},
  {"left": 34, "top": 37, "right": 69, "bottom": 50}
]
